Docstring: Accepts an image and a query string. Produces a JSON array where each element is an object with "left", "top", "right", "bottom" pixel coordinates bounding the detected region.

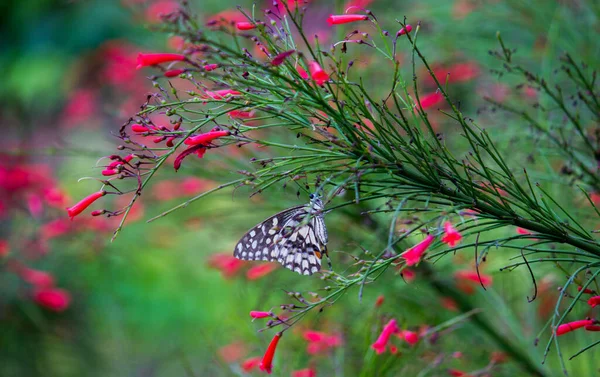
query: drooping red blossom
[
  {"left": 184, "top": 130, "right": 230, "bottom": 146},
  {"left": 236, "top": 21, "right": 256, "bottom": 30},
  {"left": 33, "top": 287, "right": 71, "bottom": 312},
  {"left": 375, "top": 295, "right": 384, "bottom": 307},
  {"left": 136, "top": 53, "right": 186, "bottom": 69},
  {"left": 371, "top": 319, "right": 399, "bottom": 354},
  {"left": 250, "top": 311, "right": 272, "bottom": 319},
  {"left": 207, "top": 253, "right": 245, "bottom": 278},
  {"left": 204, "top": 89, "right": 242, "bottom": 99},
  {"left": 174, "top": 145, "right": 206, "bottom": 171},
  {"left": 218, "top": 341, "right": 248, "bottom": 363},
  {"left": 396, "top": 25, "right": 413, "bottom": 36},
  {"left": 417, "top": 92, "right": 443, "bottom": 109},
  {"left": 19, "top": 267, "right": 55, "bottom": 288},
  {"left": 397, "top": 329, "right": 419, "bottom": 346},
  {"left": 66, "top": 191, "right": 106, "bottom": 219},
  {"left": 430, "top": 62, "right": 480, "bottom": 85},
  {"left": 259, "top": 333, "right": 282, "bottom": 374},
  {"left": 164, "top": 68, "right": 185, "bottom": 77},
  {"left": 297, "top": 66, "right": 309, "bottom": 80},
  {"left": 400, "top": 234, "right": 434, "bottom": 266},
  {"left": 585, "top": 325, "right": 600, "bottom": 331},
  {"left": 102, "top": 169, "right": 119, "bottom": 176},
  {"left": 441, "top": 222, "right": 462, "bottom": 247},
  {"left": 241, "top": 356, "right": 262, "bottom": 372},
  {"left": 0, "top": 240, "right": 8, "bottom": 258},
  {"left": 588, "top": 296, "right": 600, "bottom": 308},
  {"left": 292, "top": 368, "right": 316, "bottom": 377},
  {"left": 308, "top": 61, "right": 329, "bottom": 85},
  {"left": 327, "top": 14, "right": 369, "bottom": 25},
  {"left": 578, "top": 286, "right": 596, "bottom": 294},
  {"left": 246, "top": 263, "right": 277, "bottom": 280},
  {"left": 271, "top": 50, "right": 296, "bottom": 66},
  {"left": 228, "top": 110, "right": 256, "bottom": 119},
  {"left": 556, "top": 319, "right": 595, "bottom": 336},
  {"left": 454, "top": 270, "right": 493, "bottom": 287},
  {"left": 203, "top": 63, "right": 219, "bottom": 71},
  {"left": 131, "top": 124, "right": 151, "bottom": 133}
]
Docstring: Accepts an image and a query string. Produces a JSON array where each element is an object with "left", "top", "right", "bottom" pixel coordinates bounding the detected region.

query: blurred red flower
[
  {"left": 240, "top": 356, "right": 261, "bottom": 372},
  {"left": 33, "top": 288, "right": 71, "bottom": 312},
  {"left": 401, "top": 235, "right": 434, "bottom": 266},
  {"left": 246, "top": 263, "right": 277, "bottom": 280},
  {"left": 417, "top": 92, "right": 443, "bottom": 109},
  {"left": 19, "top": 267, "right": 55, "bottom": 288},
  {"left": 207, "top": 253, "right": 245, "bottom": 278},
  {"left": 308, "top": 61, "right": 329, "bottom": 85},
  {"left": 292, "top": 368, "right": 316, "bottom": 377},
  {"left": 587, "top": 296, "right": 600, "bottom": 308},
  {"left": 218, "top": 341, "right": 247, "bottom": 363},
  {"left": 441, "top": 222, "right": 462, "bottom": 247},
  {"left": 371, "top": 319, "right": 399, "bottom": 354},
  {"left": 145, "top": 0, "right": 179, "bottom": 23}
]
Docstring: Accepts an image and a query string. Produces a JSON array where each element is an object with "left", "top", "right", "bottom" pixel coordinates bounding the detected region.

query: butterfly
[{"left": 233, "top": 193, "right": 328, "bottom": 275}]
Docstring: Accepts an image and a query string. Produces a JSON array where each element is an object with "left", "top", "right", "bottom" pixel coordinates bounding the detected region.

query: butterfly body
[{"left": 234, "top": 195, "right": 328, "bottom": 275}]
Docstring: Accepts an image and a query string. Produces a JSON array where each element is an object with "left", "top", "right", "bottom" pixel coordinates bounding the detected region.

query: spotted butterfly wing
[{"left": 233, "top": 197, "right": 328, "bottom": 276}]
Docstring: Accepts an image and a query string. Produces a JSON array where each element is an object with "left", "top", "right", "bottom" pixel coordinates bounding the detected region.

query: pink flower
[
  {"left": 241, "top": 356, "right": 262, "bottom": 372},
  {"left": 246, "top": 264, "right": 277, "bottom": 280},
  {"left": 587, "top": 296, "right": 600, "bottom": 308},
  {"left": 204, "top": 89, "right": 242, "bottom": 99},
  {"left": 218, "top": 341, "right": 247, "bottom": 363},
  {"left": 441, "top": 222, "right": 462, "bottom": 247},
  {"left": 308, "top": 61, "right": 329, "bottom": 85},
  {"left": 430, "top": 62, "right": 480, "bottom": 84},
  {"left": 136, "top": 53, "right": 186, "bottom": 69},
  {"left": 371, "top": 319, "right": 399, "bottom": 354},
  {"left": 292, "top": 368, "right": 316, "bottom": 377},
  {"left": 303, "top": 330, "right": 342, "bottom": 354},
  {"left": 516, "top": 227, "right": 531, "bottom": 235},
  {"left": 396, "top": 25, "right": 413, "bottom": 36},
  {"left": 33, "top": 288, "right": 71, "bottom": 312},
  {"left": 203, "top": 64, "right": 219, "bottom": 71},
  {"left": 145, "top": 0, "right": 179, "bottom": 23},
  {"left": 236, "top": 21, "right": 256, "bottom": 30},
  {"left": 102, "top": 169, "right": 119, "bottom": 176},
  {"left": 228, "top": 110, "right": 256, "bottom": 119},
  {"left": 107, "top": 154, "right": 136, "bottom": 169},
  {"left": 184, "top": 130, "right": 230, "bottom": 146},
  {"left": 556, "top": 319, "right": 595, "bottom": 336},
  {"left": 174, "top": 145, "right": 206, "bottom": 171},
  {"left": 259, "top": 333, "right": 282, "bottom": 374},
  {"left": 131, "top": 124, "right": 151, "bottom": 133},
  {"left": 207, "top": 253, "right": 245, "bottom": 278},
  {"left": 400, "top": 235, "right": 434, "bottom": 266},
  {"left": 327, "top": 14, "right": 369, "bottom": 25},
  {"left": 418, "top": 92, "right": 443, "bottom": 109},
  {"left": 19, "top": 267, "right": 55, "bottom": 288},
  {"left": 397, "top": 329, "right": 419, "bottom": 346},
  {"left": 271, "top": 50, "right": 296, "bottom": 66},
  {"left": 455, "top": 270, "right": 492, "bottom": 286},
  {"left": 297, "top": 66, "right": 309, "bottom": 80},
  {"left": 66, "top": 191, "right": 106, "bottom": 219},
  {"left": 250, "top": 311, "right": 272, "bottom": 319},
  {"left": 164, "top": 69, "right": 185, "bottom": 77}
]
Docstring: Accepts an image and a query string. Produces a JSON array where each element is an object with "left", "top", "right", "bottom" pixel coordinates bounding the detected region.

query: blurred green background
[{"left": 1, "top": 0, "right": 599, "bottom": 376}]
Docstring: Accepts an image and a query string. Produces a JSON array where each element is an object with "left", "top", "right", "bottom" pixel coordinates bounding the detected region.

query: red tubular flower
[
  {"left": 184, "top": 130, "right": 230, "bottom": 146},
  {"left": 228, "top": 110, "right": 256, "bottom": 119},
  {"left": 587, "top": 296, "right": 600, "bottom": 308},
  {"left": 371, "top": 319, "right": 399, "bottom": 354},
  {"left": 241, "top": 356, "right": 262, "bottom": 372},
  {"left": 397, "top": 25, "right": 413, "bottom": 36},
  {"left": 556, "top": 319, "right": 594, "bottom": 336},
  {"left": 327, "top": 14, "right": 369, "bottom": 25},
  {"left": 578, "top": 286, "right": 595, "bottom": 294},
  {"left": 136, "top": 53, "right": 185, "bottom": 69},
  {"left": 455, "top": 270, "right": 493, "bottom": 287},
  {"left": 308, "top": 61, "right": 329, "bottom": 85},
  {"left": 250, "top": 311, "right": 272, "bottom": 319},
  {"left": 400, "top": 235, "right": 434, "bottom": 266},
  {"left": 441, "top": 222, "right": 462, "bottom": 247},
  {"left": 204, "top": 89, "right": 242, "bottom": 99},
  {"left": 418, "top": 92, "right": 443, "bottom": 109},
  {"left": 516, "top": 227, "right": 531, "bottom": 235},
  {"left": 247, "top": 264, "right": 277, "bottom": 280},
  {"left": 203, "top": 64, "right": 219, "bottom": 71},
  {"left": 297, "top": 66, "right": 309, "bottom": 80},
  {"left": 259, "top": 333, "right": 282, "bottom": 374},
  {"left": 66, "top": 191, "right": 106, "bottom": 219},
  {"left": 33, "top": 287, "right": 71, "bottom": 312},
  {"left": 108, "top": 154, "right": 136, "bottom": 169},
  {"left": 271, "top": 50, "right": 295, "bottom": 66},
  {"left": 292, "top": 368, "right": 316, "bottom": 377},
  {"left": 207, "top": 253, "right": 245, "bottom": 278},
  {"left": 585, "top": 325, "right": 600, "bottom": 331},
  {"left": 236, "top": 21, "right": 256, "bottom": 30},
  {"left": 375, "top": 295, "right": 384, "bottom": 307},
  {"left": 19, "top": 267, "right": 54, "bottom": 287},
  {"left": 164, "top": 69, "right": 185, "bottom": 77},
  {"left": 397, "top": 330, "right": 419, "bottom": 346},
  {"left": 131, "top": 124, "right": 150, "bottom": 133},
  {"left": 102, "top": 169, "right": 119, "bottom": 176}
]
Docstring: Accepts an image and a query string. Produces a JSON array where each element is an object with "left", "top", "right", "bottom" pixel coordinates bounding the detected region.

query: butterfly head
[{"left": 308, "top": 193, "right": 324, "bottom": 211}]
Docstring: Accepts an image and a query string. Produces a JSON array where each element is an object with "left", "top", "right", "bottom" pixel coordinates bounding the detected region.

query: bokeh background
[{"left": 1, "top": 0, "right": 599, "bottom": 376}]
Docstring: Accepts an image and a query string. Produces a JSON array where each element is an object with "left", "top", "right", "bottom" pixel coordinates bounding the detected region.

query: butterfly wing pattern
[{"left": 233, "top": 196, "right": 328, "bottom": 276}]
